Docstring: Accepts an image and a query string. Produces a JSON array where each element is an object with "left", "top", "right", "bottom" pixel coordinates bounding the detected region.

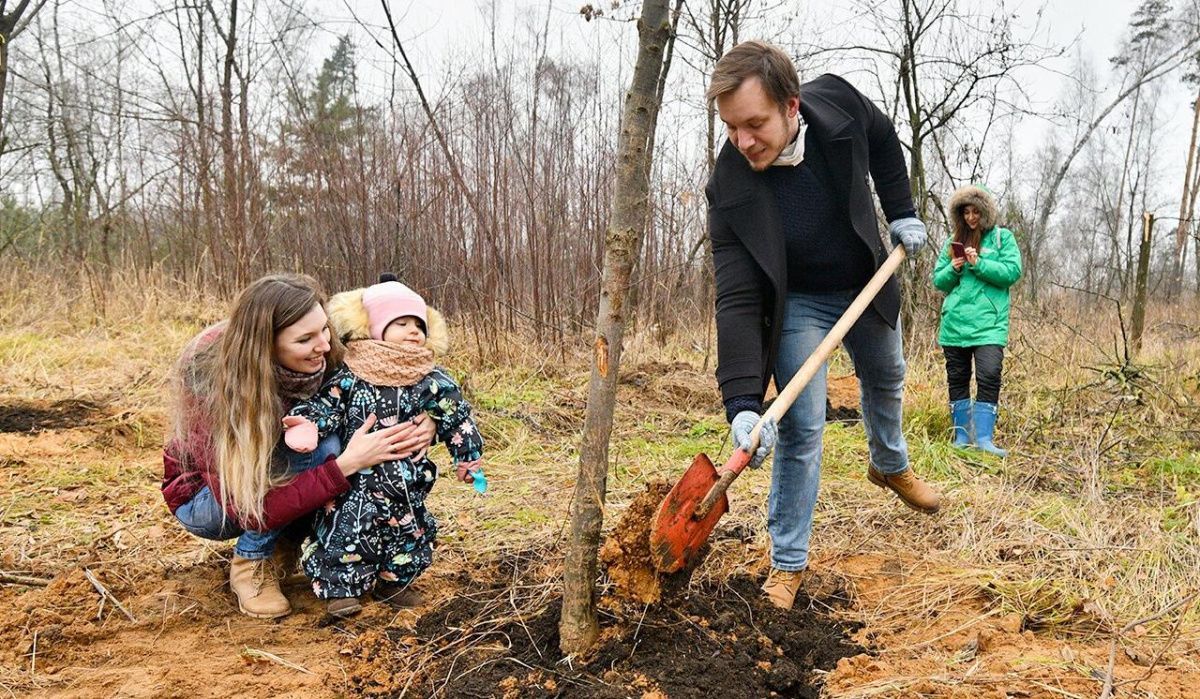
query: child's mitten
[
  {"left": 282, "top": 415, "right": 318, "bottom": 453},
  {"left": 456, "top": 459, "right": 487, "bottom": 494}
]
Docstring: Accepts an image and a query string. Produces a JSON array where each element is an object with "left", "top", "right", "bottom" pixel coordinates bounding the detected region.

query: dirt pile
[
  {"left": 0, "top": 568, "right": 125, "bottom": 674},
  {"left": 598, "top": 480, "right": 673, "bottom": 604}
]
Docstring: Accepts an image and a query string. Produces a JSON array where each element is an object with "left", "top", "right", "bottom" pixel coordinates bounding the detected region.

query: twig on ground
[
  {"left": 1119, "top": 590, "right": 1196, "bottom": 693},
  {"left": 1098, "top": 589, "right": 1199, "bottom": 699},
  {"left": 240, "top": 647, "right": 313, "bottom": 675},
  {"left": 82, "top": 568, "right": 136, "bottom": 622},
  {"left": 0, "top": 572, "right": 50, "bottom": 587}
]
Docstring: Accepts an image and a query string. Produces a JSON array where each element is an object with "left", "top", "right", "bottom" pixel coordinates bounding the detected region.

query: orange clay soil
[{"left": 599, "top": 480, "right": 674, "bottom": 604}]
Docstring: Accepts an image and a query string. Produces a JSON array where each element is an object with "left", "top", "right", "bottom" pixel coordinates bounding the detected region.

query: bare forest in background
[{"left": 1, "top": 0, "right": 1199, "bottom": 351}]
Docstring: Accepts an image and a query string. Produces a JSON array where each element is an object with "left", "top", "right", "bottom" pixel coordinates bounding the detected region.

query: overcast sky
[{"left": 302, "top": 0, "right": 1193, "bottom": 217}]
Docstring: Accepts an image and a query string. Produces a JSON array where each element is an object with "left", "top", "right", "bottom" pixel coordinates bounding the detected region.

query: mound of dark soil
[
  {"left": 400, "top": 576, "right": 862, "bottom": 698},
  {"left": 0, "top": 399, "right": 104, "bottom": 433},
  {"left": 826, "top": 402, "right": 861, "bottom": 422}
]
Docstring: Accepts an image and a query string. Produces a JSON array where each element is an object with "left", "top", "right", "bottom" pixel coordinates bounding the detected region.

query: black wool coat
[{"left": 707, "top": 73, "right": 916, "bottom": 409}]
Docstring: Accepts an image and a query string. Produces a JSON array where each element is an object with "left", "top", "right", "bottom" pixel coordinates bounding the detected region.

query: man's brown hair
[{"left": 706, "top": 40, "right": 800, "bottom": 107}]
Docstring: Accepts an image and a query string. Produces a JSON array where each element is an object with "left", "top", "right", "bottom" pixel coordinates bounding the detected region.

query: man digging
[{"left": 705, "top": 41, "right": 941, "bottom": 610}]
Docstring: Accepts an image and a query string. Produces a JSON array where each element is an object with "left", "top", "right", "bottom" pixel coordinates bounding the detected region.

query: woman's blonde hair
[{"left": 172, "top": 273, "right": 342, "bottom": 528}]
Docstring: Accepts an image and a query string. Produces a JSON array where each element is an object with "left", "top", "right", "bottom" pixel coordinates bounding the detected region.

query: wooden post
[{"left": 1130, "top": 211, "right": 1153, "bottom": 357}]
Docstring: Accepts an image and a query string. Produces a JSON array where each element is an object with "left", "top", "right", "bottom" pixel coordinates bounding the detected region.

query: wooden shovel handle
[{"left": 695, "top": 245, "right": 908, "bottom": 519}]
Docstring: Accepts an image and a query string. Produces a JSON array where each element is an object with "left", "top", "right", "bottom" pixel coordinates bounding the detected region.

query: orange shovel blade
[{"left": 649, "top": 453, "right": 729, "bottom": 573}]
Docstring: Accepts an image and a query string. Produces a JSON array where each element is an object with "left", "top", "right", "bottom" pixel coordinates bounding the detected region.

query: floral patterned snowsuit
[{"left": 291, "top": 365, "right": 482, "bottom": 599}]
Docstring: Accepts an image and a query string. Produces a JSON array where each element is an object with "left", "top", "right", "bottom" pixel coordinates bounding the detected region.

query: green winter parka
[{"left": 933, "top": 186, "right": 1022, "bottom": 347}]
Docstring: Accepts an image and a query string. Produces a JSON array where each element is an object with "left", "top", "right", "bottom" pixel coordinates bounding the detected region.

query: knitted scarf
[
  {"left": 344, "top": 340, "right": 434, "bottom": 387},
  {"left": 275, "top": 361, "right": 325, "bottom": 403}
]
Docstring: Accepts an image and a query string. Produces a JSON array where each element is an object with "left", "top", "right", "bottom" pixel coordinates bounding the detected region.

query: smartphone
[{"left": 950, "top": 241, "right": 966, "bottom": 259}]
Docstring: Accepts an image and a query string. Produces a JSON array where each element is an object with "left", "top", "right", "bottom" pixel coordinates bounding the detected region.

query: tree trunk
[
  {"left": 1175, "top": 89, "right": 1200, "bottom": 291},
  {"left": 0, "top": 27, "right": 9, "bottom": 154},
  {"left": 559, "top": 0, "right": 673, "bottom": 656},
  {"left": 1130, "top": 212, "right": 1153, "bottom": 357},
  {"left": 0, "top": 0, "right": 41, "bottom": 154},
  {"left": 217, "top": 0, "right": 242, "bottom": 285}
]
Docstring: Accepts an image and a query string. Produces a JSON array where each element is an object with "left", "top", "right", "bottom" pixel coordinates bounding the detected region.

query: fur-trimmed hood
[
  {"left": 327, "top": 287, "right": 450, "bottom": 355},
  {"left": 948, "top": 184, "right": 998, "bottom": 232}
]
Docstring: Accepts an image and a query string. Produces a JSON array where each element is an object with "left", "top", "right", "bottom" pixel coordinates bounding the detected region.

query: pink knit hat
[{"left": 361, "top": 280, "right": 427, "bottom": 341}]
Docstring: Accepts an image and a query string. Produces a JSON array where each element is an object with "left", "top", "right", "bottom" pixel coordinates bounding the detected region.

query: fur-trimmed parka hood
[
  {"left": 327, "top": 287, "right": 450, "bottom": 355},
  {"left": 948, "top": 184, "right": 998, "bottom": 232}
]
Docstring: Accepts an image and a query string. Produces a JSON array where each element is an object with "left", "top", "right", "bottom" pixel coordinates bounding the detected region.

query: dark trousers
[{"left": 944, "top": 345, "right": 1004, "bottom": 404}]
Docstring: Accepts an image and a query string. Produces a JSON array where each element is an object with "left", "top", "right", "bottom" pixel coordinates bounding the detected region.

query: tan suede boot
[
  {"left": 867, "top": 465, "right": 941, "bottom": 513},
  {"left": 229, "top": 554, "right": 291, "bottom": 619},
  {"left": 762, "top": 568, "right": 808, "bottom": 610}
]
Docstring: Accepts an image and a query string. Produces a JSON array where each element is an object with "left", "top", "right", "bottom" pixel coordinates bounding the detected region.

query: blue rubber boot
[
  {"left": 972, "top": 401, "right": 1007, "bottom": 457},
  {"left": 950, "top": 399, "right": 972, "bottom": 447}
]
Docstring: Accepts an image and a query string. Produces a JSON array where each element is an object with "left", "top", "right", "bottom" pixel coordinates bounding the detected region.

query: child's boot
[
  {"left": 971, "top": 401, "right": 1007, "bottom": 457},
  {"left": 374, "top": 581, "right": 425, "bottom": 608},
  {"left": 326, "top": 597, "right": 363, "bottom": 618},
  {"left": 950, "top": 399, "right": 972, "bottom": 447},
  {"left": 229, "top": 555, "right": 291, "bottom": 619}
]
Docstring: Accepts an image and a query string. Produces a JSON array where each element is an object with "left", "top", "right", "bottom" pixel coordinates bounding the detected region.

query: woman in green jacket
[{"left": 932, "top": 185, "right": 1022, "bottom": 456}]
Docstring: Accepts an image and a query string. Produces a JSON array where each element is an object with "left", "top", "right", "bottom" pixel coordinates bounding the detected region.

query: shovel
[{"left": 649, "top": 245, "right": 908, "bottom": 573}]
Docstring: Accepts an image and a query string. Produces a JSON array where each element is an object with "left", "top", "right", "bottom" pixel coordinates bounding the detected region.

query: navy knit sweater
[{"left": 761, "top": 161, "right": 875, "bottom": 293}]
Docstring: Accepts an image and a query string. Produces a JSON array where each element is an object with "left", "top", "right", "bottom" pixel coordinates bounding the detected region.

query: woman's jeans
[
  {"left": 768, "top": 290, "right": 908, "bottom": 572},
  {"left": 173, "top": 435, "right": 342, "bottom": 560},
  {"left": 944, "top": 345, "right": 1004, "bottom": 404}
]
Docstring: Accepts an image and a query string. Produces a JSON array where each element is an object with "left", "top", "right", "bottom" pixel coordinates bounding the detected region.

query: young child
[{"left": 285, "top": 275, "right": 484, "bottom": 617}]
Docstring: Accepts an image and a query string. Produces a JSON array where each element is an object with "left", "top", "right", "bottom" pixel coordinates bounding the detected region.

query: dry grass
[{"left": 2, "top": 269, "right": 1200, "bottom": 696}]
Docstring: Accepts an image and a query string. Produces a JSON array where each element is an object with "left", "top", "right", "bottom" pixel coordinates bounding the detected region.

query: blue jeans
[
  {"left": 768, "top": 290, "right": 908, "bottom": 571},
  {"left": 174, "top": 435, "right": 342, "bottom": 560}
]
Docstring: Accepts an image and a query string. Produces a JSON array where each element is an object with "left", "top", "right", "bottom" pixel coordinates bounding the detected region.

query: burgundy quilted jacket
[{"left": 160, "top": 323, "right": 350, "bottom": 532}]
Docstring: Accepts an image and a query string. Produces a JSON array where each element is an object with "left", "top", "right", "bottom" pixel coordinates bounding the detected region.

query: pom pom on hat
[{"left": 361, "top": 275, "right": 427, "bottom": 341}]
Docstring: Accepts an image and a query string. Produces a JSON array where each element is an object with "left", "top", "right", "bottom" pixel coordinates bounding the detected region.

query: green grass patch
[
  {"left": 1159, "top": 486, "right": 1198, "bottom": 532},
  {"left": 1143, "top": 453, "right": 1200, "bottom": 488},
  {"left": 822, "top": 421, "right": 870, "bottom": 476},
  {"left": 1029, "top": 496, "right": 1081, "bottom": 536},
  {"left": 904, "top": 400, "right": 951, "bottom": 442},
  {"left": 472, "top": 374, "right": 552, "bottom": 411},
  {"left": 0, "top": 330, "right": 51, "bottom": 363}
]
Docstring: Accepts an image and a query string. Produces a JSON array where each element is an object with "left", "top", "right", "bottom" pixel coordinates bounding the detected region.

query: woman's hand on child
[
  {"left": 336, "top": 414, "right": 415, "bottom": 476},
  {"left": 282, "top": 416, "right": 319, "bottom": 453},
  {"left": 392, "top": 414, "right": 436, "bottom": 461}
]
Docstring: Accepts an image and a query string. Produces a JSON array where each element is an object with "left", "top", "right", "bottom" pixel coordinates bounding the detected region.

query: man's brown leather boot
[
  {"left": 867, "top": 465, "right": 941, "bottom": 513},
  {"left": 762, "top": 568, "right": 808, "bottom": 610}
]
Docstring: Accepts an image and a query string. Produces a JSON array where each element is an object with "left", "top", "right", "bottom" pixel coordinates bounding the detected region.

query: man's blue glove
[
  {"left": 731, "top": 410, "right": 778, "bottom": 469},
  {"left": 888, "top": 217, "right": 927, "bottom": 256}
]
